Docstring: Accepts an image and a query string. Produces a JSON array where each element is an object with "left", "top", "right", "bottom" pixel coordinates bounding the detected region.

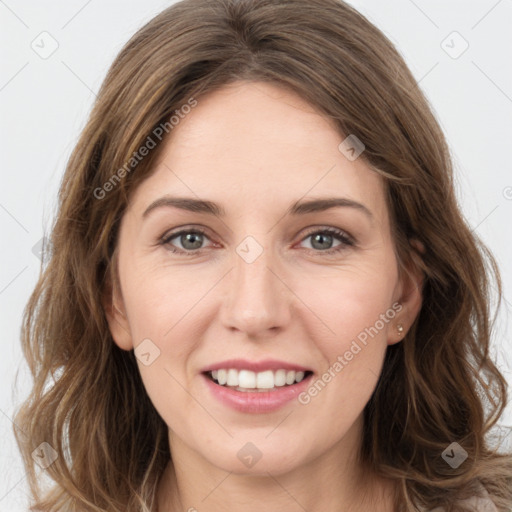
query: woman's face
[{"left": 106, "top": 81, "right": 421, "bottom": 476}]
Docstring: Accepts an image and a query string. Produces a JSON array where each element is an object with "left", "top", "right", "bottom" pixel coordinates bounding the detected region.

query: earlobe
[
  {"left": 102, "top": 277, "right": 134, "bottom": 351},
  {"left": 389, "top": 238, "right": 425, "bottom": 345},
  {"left": 389, "top": 318, "right": 407, "bottom": 346}
]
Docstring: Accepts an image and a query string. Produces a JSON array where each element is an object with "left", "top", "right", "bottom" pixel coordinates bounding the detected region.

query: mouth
[{"left": 203, "top": 368, "right": 314, "bottom": 392}]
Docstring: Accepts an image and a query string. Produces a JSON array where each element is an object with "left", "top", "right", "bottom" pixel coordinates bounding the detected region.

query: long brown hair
[{"left": 14, "top": 0, "right": 512, "bottom": 510}]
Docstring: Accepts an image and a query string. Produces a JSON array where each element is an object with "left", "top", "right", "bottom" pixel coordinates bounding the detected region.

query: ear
[
  {"left": 389, "top": 238, "right": 424, "bottom": 345},
  {"left": 102, "top": 263, "right": 134, "bottom": 351}
]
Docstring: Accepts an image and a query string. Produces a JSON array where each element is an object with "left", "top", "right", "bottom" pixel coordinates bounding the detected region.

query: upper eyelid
[{"left": 161, "top": 226, "right": 211, "bottom": 242}]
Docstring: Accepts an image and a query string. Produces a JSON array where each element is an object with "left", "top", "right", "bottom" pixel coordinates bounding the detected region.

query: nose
[{"left": 219, "top": 242, "right": 292, "bottom": 338}]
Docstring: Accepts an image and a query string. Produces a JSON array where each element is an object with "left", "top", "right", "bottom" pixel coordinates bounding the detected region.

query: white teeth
[
  {"left": 208, "top": 368, "right": 309, "bottom": 389},
  {"left": 217, "top": 369, "right": 227, "bottom": 385},
  {"left": 227, "top": 369, "right": 238, "bottom": 386},
  {"left": 238, "top": 370, "right": 256, "bottom": 388},
  {"left": 256, "top": 370, "right": 274, "bottom": 389},
  {"left": 274, "top": 369, "right": 286, "bottom": 386}
]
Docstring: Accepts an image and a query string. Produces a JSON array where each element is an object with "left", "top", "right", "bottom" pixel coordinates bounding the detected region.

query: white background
[{"left": 1, "top": 0, "right": 511, "bottom": 509}]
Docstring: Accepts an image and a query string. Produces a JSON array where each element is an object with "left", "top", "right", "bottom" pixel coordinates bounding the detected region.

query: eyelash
[{"left": 159, "top": 226, "right": 355, "bottom": 257}]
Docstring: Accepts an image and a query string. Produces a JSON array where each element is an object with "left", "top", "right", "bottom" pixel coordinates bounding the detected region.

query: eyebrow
[{"left": 142, "top": 196, "right": 373, "bottom": 220}]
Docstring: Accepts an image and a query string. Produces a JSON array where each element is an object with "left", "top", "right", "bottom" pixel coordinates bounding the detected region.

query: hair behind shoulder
[{"left": 13, "top": 0, "right": 512, "bottom": 510}]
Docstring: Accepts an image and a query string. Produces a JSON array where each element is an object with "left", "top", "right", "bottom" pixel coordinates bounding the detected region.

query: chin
[{"left": 195, "top": 437, "right": 309, "bottom": 476}]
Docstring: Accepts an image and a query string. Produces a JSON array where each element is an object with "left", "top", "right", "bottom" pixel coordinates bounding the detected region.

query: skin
[{"left": 104, "top": 81, "right": 423, "bottom": 511}]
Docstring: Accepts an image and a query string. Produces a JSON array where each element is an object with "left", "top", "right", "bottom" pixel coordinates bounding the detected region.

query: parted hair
[{"left": 14, "top": 0, "right": 512, "bottom": 510}]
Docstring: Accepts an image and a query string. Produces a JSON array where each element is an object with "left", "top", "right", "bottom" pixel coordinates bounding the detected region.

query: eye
[
  {"left": 160, "top": 226, "right": 355, "bottom": 256},
  {"left": 298, "top": 227, "right": 354, "bottom": 255},
  {"left": 160, "top": 227, "right": 213, "bottom": 255}
]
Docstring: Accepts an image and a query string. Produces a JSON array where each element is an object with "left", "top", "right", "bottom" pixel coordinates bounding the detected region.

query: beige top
[{"left": 423, "top": 485, "right": 498, "bottom": 512}]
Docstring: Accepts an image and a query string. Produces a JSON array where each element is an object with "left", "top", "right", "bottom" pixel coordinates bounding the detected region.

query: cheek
[
  {"left": 121, "top": 261, "right": 206, "bottom": 340},
  {"left": 291, "top": 261, "right": 398, "bottom": 410},
  {"left": 120, "top": 267, "right": 207, "bottom": 391},
  {"left": 292, "top": 261, "right": 398, "bottom": 348}
]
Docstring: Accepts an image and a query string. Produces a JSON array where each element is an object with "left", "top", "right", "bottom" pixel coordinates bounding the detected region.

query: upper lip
[{"left": 201, "top": 358, "right": 313, "bottom": 373}]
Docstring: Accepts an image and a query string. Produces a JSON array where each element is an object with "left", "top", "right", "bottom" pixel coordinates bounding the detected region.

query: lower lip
[{"left": 201, "top": 372, "right": 313, "bottom": 413}]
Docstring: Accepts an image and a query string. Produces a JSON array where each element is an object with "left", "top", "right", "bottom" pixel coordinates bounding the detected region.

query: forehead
[{"left": 128, "top": 81, "right": 387, "bottom": 223}]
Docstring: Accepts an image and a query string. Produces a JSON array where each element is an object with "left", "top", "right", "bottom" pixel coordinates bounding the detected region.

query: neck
[{"left": 157, "top": 417, "right": 397, "bottom": 511}]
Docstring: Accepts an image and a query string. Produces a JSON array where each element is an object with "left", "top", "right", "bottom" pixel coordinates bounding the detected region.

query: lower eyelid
[{"left": 161, "top": 228, "right": 354, "bottom": 254}]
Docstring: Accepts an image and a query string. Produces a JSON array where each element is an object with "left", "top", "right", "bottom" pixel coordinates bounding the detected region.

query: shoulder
[{"left": 456, "top": 489, "right": 498, "bottom": 512}]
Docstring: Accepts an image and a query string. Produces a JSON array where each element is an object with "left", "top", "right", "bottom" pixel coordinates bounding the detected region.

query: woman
[{"left": 14, "top": 0, "right": 512, "bottom": 510}]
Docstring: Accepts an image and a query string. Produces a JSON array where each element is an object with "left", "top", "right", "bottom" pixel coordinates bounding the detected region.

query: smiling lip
[
  {"left": 200, "top": 358, "right": 314, "bottom": 414},
  {"left": 202, "top": 372, "right": 313, "bottom": 413}
]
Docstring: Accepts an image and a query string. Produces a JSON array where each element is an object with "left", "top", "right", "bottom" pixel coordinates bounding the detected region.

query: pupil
[
  {"left": 182, "top": 233, "right": 203, "bottom": 250},
  {"left": 311, "top": 233, "right": 332, "bottom": 250}
]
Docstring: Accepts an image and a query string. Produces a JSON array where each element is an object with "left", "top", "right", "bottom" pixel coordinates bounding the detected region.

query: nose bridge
[{"left": 220, "top": 237, "right": 290, "bottom": 335}]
